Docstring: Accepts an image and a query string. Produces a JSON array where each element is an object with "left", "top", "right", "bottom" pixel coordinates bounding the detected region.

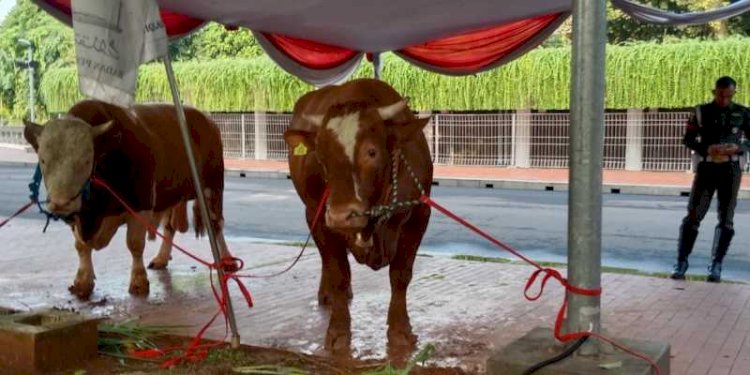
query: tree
[
  {"left": 0, "top": 0, "right": 74, "bottom": 119},
  {"left": 544, "top": 1, "right": 748, "bottom": 46},
  {"left": 189, "top": 23, "right": 264, "bottom": 60}
]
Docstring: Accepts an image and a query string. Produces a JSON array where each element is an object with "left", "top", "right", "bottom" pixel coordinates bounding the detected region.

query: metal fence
[
  {"left": 210, "top": 110, "right": 697, "bottom": 172},
  {"left": 1, "top": 109, "right": 702, "bottom": 172}
]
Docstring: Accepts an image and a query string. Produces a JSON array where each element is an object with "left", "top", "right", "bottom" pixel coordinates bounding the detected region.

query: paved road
[{"left": 3, "top": 165, "right": 750, "bottom": 281}]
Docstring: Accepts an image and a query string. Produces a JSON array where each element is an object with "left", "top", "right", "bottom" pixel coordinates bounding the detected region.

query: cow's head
[
  {"left": 23, "top": 117, "right": 114, "bottom": 216},
  {"left": 284, "top": 100, "right": 430, "bottom": 254}
]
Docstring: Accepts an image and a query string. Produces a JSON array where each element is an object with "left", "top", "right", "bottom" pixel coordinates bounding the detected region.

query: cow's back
[{"left": 130, "top": 103, "right": 224, "bottom": 212}]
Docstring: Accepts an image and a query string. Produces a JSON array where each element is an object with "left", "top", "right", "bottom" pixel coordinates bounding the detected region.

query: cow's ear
[
  {"left": 389, "top": 116, "right": 431, "bottom": 147},
  {"left": 284, "top": 129, "right": 317, "bottom": 155},
  {"left": 22, "top": 118, "right": 43, "bottom": 151}
]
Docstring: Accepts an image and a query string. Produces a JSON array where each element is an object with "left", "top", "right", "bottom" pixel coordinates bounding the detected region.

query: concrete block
[
  {"left": 0, "top": 309, "right": 99, "bottom": 375},
  {"left": 487, "top": 327, "right": 670, "bottom": 375}
]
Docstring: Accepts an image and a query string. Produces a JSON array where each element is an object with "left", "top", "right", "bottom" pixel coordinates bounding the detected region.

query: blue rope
[{"left": 28, "top": 164, "right": 91, "bottom": 232}]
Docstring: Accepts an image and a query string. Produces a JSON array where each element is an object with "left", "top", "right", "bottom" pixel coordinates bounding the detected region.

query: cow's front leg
[
  {"left": 387, "top": 248, "right": 418, "bottom": 350},
  {"left": 387, "top": 211, "right": 429, "bottom": 352},
  {"left": 69, "top": 239, "right": 95, "bottom": 299},
  {"left": 316, "top": 248, "right": 353, "bottom": 305},
  {"left": 321, "top": 238, "right": 353, "bottom": 353},
  {"left": 126, "top": 213, "right": 150, "bottom": 296}
]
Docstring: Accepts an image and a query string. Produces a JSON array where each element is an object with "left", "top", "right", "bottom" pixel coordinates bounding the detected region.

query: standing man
[{"left": 671, "top": 76, "right": 750, "bottom": 283}]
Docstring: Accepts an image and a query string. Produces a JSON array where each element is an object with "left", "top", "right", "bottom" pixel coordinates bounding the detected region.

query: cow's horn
[
  {"left": 91, "top": 120, "right": 114, "bottom": 138},
  {"left": 377, "top": 100, "right": 407, "bottom": 121}
]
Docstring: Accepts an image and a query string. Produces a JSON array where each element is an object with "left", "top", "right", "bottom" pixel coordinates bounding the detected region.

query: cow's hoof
[
  {"left": 68, "top": 281, "right": 94, "bottom": 300},
  {"left": 147, "top": 258, "right": 169, "bottom": 270},
  {"left": 325, "top": 326, "right": 351, "bottom": 353},
  {"left": 128, "top": 277, "right": 150, "bottom": 296}
]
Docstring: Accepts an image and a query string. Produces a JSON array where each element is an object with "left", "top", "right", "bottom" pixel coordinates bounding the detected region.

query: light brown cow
[
  {"left": 23, "top": 100, "right": 230, "bottom": 299},
  {"left": 284, "top": 78, "right": 433, "bottom": 355}
]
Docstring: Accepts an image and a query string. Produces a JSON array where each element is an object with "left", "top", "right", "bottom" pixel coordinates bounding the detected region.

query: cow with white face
[
  {"left": 284, "top": 78, "right": 433, "bottom": 357},
  {"left": 25, "top": 117, "right": 112, "bottom": 217},
  {"left": 23, "top": 100, "right": 228, "bottom": 299}
]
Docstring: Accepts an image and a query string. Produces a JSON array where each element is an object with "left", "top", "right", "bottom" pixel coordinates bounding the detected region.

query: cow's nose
[
  {"left": 325, "top": 203, "right": 368, "bottom": 230},
  {"left": 47, "top": 198, "right": 75, "bottom": 215}
]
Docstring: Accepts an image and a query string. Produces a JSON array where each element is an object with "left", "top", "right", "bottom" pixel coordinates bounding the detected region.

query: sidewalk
[
  {"left": 5, "top": 145, "right": 750, "bottom": 198},
  {"left": 224, "top": 158, "right": 750, "bottom": 199}
]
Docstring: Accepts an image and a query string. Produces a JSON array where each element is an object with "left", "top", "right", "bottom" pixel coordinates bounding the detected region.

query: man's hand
[
  {"left": 721, "top": 143, "right": 739, "bottom": 155},
  {"left": 707, "top": 144, "right": 737, "bottom": 162},
  {"left": 708, "top": 144, "right": 722, "bottom": 156}
]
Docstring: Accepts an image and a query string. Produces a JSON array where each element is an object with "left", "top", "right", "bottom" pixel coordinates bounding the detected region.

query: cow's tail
[{"left": 193, "top": 201, "right": 206, "bottom": 238}]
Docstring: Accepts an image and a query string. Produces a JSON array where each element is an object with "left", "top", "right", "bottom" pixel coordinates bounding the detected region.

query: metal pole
[
  {"left": 372, "top": 52, "right": 382, "bottom": 80},
  {"left": 27, "top": 47, "right": 34, "bottom": 122},
  {"left": 163, "top": 53, "right": 241, "bottom": 348},
  {"left": 566, "top": 0, "right": 606, "bottom": 355}
]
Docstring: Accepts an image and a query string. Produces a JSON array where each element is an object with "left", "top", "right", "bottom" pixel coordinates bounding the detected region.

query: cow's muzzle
[
  {"left": 325, "top": 202, "right": 369, "bottom": 231},
  {"left": 46, "top": 193, "right": 83, "bottom": 217}
]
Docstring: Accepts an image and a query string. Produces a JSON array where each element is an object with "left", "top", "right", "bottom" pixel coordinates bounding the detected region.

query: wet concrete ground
[{"left": 3, "top": 216, "right": 750, "bottom": 374}]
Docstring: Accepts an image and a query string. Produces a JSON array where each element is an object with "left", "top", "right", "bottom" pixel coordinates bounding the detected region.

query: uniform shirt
[{"left": 684, "top": 101, "right": 750, "bottom": 157}]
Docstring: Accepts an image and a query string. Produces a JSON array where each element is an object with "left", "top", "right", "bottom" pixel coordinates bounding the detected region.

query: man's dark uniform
[{"left": 674, "top": 102, "right": 750, "bottom": 281}]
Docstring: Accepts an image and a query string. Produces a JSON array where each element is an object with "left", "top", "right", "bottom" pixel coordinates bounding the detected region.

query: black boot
[
  {"left": 671, "top": 222, "right": 699, "bottom": 280},
  {"left": 671, "top": 260, "right": 689, "bottom": 280},
  {"left": 707, "top": 226, "right": 734, "bottom": 283},
  {"left": 707, "top": 260, "right": 722, "bottom": 283}
]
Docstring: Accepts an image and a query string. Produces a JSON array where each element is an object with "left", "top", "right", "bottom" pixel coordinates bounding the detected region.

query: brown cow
[
  {"left": 283, "top": 78, "right": 433, "bottom": 355},
  {"left": 23, "top": 100, "right": 230, "bottom": 299}
]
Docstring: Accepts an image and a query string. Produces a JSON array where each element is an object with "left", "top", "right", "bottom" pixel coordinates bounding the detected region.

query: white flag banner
[{"left": 71, "top": 0, "right": 168, "bottom": 107}]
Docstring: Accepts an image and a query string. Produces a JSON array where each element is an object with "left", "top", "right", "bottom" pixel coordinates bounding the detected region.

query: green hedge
[{"left": 40, "top": 38, "right": 750, "bottom": 112}]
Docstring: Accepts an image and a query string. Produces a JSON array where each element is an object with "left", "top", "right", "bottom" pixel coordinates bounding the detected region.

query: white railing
[
  {"left": 2, "top": 109, "right": 701, "bottom": 172},
  {"left": 214, "top": 109, "right": 694, "bottom": 172}
]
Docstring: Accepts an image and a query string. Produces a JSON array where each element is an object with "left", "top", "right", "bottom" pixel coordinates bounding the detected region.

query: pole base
[
  {"left": 230, "top": 335, "right": 241, "bottom": 349},
  {"left": 486, "top": 327, "right": 670, "bottom": 374}
]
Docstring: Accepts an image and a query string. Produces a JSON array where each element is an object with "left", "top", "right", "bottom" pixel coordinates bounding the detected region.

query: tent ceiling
[{"left": 154, "top": 0, "right": 570, "bottom": 51}]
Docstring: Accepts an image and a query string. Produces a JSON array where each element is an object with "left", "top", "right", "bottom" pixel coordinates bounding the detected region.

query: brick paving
[{"left": 1, "top": 217, "right": 750, "bottom": 374}]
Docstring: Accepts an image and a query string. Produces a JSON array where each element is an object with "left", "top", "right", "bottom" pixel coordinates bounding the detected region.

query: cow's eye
[{"left": 367, "top": 148, "right": 377, "bottom": 158}]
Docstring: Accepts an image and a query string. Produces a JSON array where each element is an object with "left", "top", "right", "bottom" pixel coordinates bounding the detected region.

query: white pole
[{"left": 163, "top": 53, "right": 241, "bottom": 348}]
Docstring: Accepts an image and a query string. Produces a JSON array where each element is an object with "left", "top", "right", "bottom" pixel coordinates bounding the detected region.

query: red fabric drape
[
  {"left": 36, "top": 1, "right": 564, "bottom": 75},
  {"left": 261, "top": 33, "right": 359, "bottom": 70},
  {"left": 38, "top": 0, "right": 204, "bottom": 38},
  {"left": 397, "top": 13, "right": 564, "bottom": 73}
]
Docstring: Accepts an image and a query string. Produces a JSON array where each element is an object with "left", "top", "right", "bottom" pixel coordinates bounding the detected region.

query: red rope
[
  {"left": 230, "top": 186, "right": 331, "bottom": 279},
  {"left": 91, "top": 177, "right": 331, "bottom": 368},
  {"left": 0, "top": 201, "right": 35, "bottom": 229},
  {"left": 419, "top": 195, "right": 661, "bottom": 375}
]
